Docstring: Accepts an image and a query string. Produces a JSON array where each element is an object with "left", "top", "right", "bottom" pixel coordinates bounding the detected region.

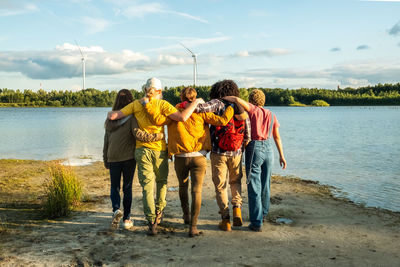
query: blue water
[{"left": 0, "top": 106, "right": 399, "bottom": 212}]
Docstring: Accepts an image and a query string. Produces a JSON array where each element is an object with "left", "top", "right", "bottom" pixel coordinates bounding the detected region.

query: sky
[{"left": 0, "top": 0, "right": 400, "bottom": 91}]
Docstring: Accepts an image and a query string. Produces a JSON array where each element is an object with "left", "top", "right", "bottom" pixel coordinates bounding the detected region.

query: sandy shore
[{"left": 0, "top": 159, "right": 399, "bottom": 266}]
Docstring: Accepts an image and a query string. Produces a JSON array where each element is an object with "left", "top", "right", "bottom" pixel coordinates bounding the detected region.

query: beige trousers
[{"left": 210, "top": 153, "right": 243, "bottom": 218}]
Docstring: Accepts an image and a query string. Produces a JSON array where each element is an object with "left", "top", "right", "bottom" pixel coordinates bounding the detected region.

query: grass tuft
[
  {"left": 0, "top": 217, "right": 8, "bottom": 235},
  {"left": 43, "top": 164, "right": 82, "bottom": 218}
]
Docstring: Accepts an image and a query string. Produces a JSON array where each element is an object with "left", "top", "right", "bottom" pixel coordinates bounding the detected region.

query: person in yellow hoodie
[
  {"left": 144, "top": 87, "right": 234, "bottom": 237},
  {"left": 108, "top": 78, "right": 203, "bottom": 235}
]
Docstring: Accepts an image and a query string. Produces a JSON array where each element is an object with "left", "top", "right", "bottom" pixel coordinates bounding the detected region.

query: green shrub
[
  {"left": 289, "top": 102, "right": 307, "bottom": 107},
  {"left": 311, "top": 99, "right": 330, "bottom": 106},
  {"left": 44, "top": 164, "right": 82, "bottom": 218}
]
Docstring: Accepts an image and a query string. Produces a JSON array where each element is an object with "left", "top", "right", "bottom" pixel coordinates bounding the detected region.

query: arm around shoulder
[
  {"left": 203, "top": 106, "right": 234, "bottom": 126},
  {"left": 168, "top": 98, "right": 204, "bottom": 122},
  {"left": 131, "top": 115, "right": 165, "bottom": 142},
  {"left": 222, "top": 96, "right": 251, "bottom": 112}
]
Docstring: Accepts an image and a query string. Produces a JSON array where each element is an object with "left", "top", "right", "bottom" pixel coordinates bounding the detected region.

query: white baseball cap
[{"left": 142, "top": 77, "right": 162, "bottom": 93}]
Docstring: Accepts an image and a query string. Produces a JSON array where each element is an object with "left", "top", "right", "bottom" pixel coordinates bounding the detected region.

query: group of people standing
[{"left": 103, "top": 78, "right": 286, "bottom": 237}]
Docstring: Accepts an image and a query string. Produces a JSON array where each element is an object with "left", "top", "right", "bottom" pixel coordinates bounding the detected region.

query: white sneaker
[
  {"left": 123, "top": 219, "right": 133, "bottom": 230},
  {"left": 110, "top": 209, "right": 123, "bottom": 230}
]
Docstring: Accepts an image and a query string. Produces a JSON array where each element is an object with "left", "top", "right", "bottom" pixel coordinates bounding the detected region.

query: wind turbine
[
  {"left": 75, "top": 40, "right": 86, "bottom": 90},
  {"left": 180, "top": 43, "right": 197, "bottom": 87}
]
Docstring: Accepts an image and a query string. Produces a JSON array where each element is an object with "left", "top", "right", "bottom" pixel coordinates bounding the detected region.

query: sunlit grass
[
  {"left": 44, "top": 164, "right": 82, "bottom": 218},
  {"left": 0, "top": 216, "right": 8, "bottom": 234}
]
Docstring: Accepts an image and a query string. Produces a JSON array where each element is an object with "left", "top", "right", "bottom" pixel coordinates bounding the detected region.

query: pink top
[{"left": 248, "top": 103, "right": 280, "bottom": 140}]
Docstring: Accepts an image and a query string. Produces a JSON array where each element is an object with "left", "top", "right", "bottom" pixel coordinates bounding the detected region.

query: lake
[{"left": 0, "top": 106, "right": 399, "bottom": 212}]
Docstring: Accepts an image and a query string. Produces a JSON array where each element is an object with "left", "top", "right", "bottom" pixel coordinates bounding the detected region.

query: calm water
[{"left": 0, "top": 107, "right": 399, "bottom": 212}]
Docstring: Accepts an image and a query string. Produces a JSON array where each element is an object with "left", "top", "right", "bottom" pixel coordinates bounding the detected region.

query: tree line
[{"left": 1, "top": 83, "right": 399, "bottom": 107}]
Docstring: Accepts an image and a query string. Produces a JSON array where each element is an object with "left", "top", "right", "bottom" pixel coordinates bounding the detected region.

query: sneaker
[
  {"left": 110, "top": 209, "right": 123, "bottom": 230},
  {"left": 248, "top": 224, "right": 262, "bottom": 232},
  {"left": 123, "top": 219, "right": 133, "bottom": 230}
]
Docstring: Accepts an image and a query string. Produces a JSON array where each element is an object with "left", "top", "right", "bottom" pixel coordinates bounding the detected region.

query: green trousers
[{"left": 135, "top": 147, "right": 168, "bottom": 223}]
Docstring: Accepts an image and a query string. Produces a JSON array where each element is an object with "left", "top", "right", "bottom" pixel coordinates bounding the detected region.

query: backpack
[{"left": 215, "top": 117, "right": 245, "bottom": 151}]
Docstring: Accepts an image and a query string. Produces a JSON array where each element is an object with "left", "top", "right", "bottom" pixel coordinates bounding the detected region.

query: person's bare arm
[
  {"left": 273, "top": 127, "right": 287, "bottom": 169},
  {"left": 222, "top": 96, "right": 251, "bottom": 112},
  {"left": 168, "top": 98, "right": 204, "bottom": 122},
  {"left": 108, "top": 110, "right": 125, "bottom": 120}
]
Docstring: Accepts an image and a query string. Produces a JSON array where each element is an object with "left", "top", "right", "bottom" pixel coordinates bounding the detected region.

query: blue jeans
[
  {"left": 109, "top": 159, "right": 136, "bottom": 221},
  {"left": 245, "top": 140, "right": 274, "bottom": 227}
]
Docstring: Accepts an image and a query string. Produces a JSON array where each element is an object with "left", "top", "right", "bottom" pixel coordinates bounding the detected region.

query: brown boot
[
  {"left": 233, "top": 206, "right": 243, "bottom": 227},
  {"left": 218, "top": 218, "right": 231, "bottom": 231},
  {"left": 147, "top": 219, "right": 158, "bottom": 236}
]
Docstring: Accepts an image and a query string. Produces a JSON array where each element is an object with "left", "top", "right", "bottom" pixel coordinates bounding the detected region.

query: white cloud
[
  {"left": 144, "top": 36, "right": 232, "bottom": 52},
  {"left": 158, "top": 54, "right": 189, "bottom": 65},
  {"left": 170, "top": 11, "right": 208, "bottom": 24},
  {"left": 237, "top": 77, "right": 258, "bottom": 88},
  {"left": 117, "top": 2, "right": 208, "bottom": 23},
  {"left": 120, "top": 2, "right": 163, "bottom": 17},
  {"left": 237, "top": 51, "right": 250, "bottom": 57},
  {"left": 234, "top": 59, "right": 400, "bottom": 88},
  {"left": 56, "top": 43, "right": 106, "bottom": 53},
  {"left": 82, "top": 17, "right": 111, "bottom": 34},
  {"left": 0, "top": 1, "right": 38, "bottom": 17},
  {"left": 235, "top": 48, "right": 292, "bottom": 57},
  {"left": 338, "top": 78, "right": 370, "bottom": 87},
  {"left": 328, "top": 60, "right": 400, "bottom": 84},
  {"left": 0, "top": 43, "right": 217, "bottom": 80},
  {"left": 0, "top": 43, "right": 153, "bottom": 79}
]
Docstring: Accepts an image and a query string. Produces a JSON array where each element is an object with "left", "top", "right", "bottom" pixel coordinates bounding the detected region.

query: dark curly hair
[{"left": 209, "top": 79, "right": 240, "bottom": 99}]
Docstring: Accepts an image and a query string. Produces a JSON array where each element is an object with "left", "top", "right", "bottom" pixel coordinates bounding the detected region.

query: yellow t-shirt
[{"left": 120, "top": 99, "right": 178, "bottom": 151}]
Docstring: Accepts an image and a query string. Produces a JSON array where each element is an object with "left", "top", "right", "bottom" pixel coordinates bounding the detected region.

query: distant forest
[{"left": 1, "top": 83, "right": 399, "bottom": 107}]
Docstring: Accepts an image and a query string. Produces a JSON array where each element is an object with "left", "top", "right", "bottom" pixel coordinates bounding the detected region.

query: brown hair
[
  {"left": 181, "top": 87, "right": 197, "bottom": 102},
  {"left": 209, "top": 79, "right": 240, "bottom": 99},
  {"left": 249, "top": 89, "right": 265, "bottom": 107},
  {"left": 112, "top": 89, "right": 134, "bottom": 111}
]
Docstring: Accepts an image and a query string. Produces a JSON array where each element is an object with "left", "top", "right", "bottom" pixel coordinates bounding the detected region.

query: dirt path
[{"left": 1, "top": 160, "right": 399, "bottom": 266}]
